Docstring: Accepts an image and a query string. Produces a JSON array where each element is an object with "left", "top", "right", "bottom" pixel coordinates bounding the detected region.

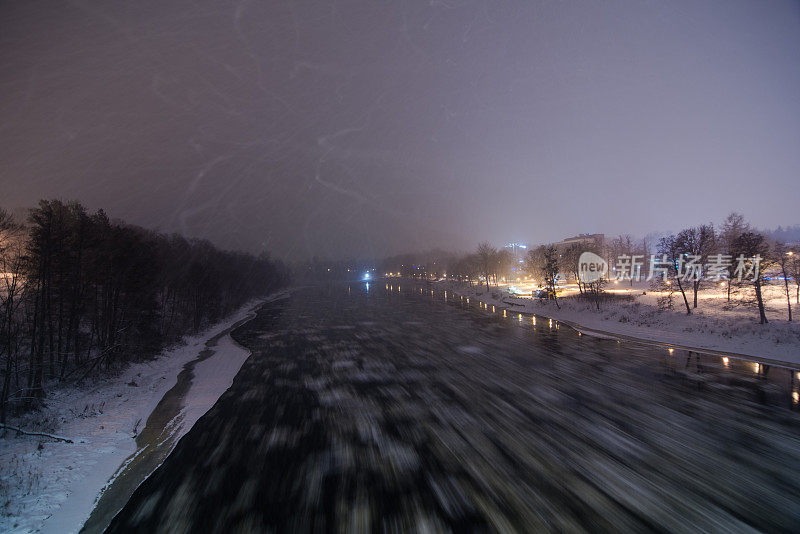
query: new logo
[{"left": 578, "top": 252, "right": 607, "bottom": 283}]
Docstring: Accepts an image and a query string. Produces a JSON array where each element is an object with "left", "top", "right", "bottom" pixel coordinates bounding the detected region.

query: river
[{"left": 103, "top": 281, "right": 800, "bottom": 532}]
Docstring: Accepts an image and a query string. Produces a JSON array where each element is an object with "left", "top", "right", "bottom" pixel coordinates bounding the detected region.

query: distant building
[
  {"left": 551, "top": 233, "right": 605, "bottom": 254},
  {"left": 504, "top": 242, "right": 528, "bottom": 263}
]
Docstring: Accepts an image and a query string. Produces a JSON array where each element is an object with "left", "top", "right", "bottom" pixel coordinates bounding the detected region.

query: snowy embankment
[
  {"left": 0, "top": 291, "right": 286, "bottom": 533},
  {"left": 436, "top": 280, "right": 800, "bottom": 367}
]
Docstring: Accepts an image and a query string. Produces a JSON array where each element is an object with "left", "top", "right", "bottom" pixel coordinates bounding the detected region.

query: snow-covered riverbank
[
  {"left": 431, "top": 280, "right": 800, "bottom": 367},
  {"left": 0, "top": 291, "right": 287, "bottom": 533}
]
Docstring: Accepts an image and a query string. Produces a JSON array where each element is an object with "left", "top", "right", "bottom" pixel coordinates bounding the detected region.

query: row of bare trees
[
  {"left": 441, "top": 213, "right": 799, "bottom": 323},
  {"left": 444, "top": 243, "right": 516, "bottom": 291},
  {"left": 0, "top": 200, "right": 288, "bottom": 423},
  {"left": 654, "top": 214, "right": 799, "bottom": 323}
]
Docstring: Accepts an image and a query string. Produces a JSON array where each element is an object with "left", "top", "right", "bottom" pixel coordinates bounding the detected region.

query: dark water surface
[
  {"left": 105, "top": 282, "right": 800, "bottom": 532},
  {"left": 81, "top": 311, "right": 258, "bottom": 533}
]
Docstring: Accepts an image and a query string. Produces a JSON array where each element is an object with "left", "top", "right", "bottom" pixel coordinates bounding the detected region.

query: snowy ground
[
  {"left": 0, "top": 292, "right": 287, "bottom": 533},
  {"left": 433, "top": 279, "right": 800, "bottom": 366}
]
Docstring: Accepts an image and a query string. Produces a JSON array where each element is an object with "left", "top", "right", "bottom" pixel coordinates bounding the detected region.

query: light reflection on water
[{"left": 382, "top": 280, "right": 800, "bottom": 409}]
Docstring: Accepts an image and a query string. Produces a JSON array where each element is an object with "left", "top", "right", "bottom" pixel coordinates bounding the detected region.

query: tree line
[
  {"left": 417, "top": 213, "right": 800, "bottom": 324},
  {"left": 652, "top": 213, "right": 798, "bottom": 324},
  {"left": 0, "top": 200, "right": 288, "bottom": 423}
]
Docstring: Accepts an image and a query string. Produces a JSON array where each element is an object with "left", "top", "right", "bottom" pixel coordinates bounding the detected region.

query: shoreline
[
  {"left": 77, "top": 302, "right": 266, "bottom": 534},
  {"left": 0, "top": 290, "right": 290, "bottom": 534},
  {"left": 406, "top": 279, "right": 800, "bottom": 370}
]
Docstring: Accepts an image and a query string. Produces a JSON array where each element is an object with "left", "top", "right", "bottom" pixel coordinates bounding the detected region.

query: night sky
[{"left": 1, "top": 0, "right": 799, "bottom": 259}]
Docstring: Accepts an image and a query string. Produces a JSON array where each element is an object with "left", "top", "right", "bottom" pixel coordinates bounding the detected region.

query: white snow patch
[{"left": 0, "top": 292, "right": 287, "bottom": 534}]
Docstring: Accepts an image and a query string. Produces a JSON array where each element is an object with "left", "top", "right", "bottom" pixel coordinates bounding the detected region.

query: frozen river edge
[
  {"left": 0, "top": 291, "right": 289, "bottom": 534},
  {"left": 431, "top": 280, "right": 800, "bottom": 368}
]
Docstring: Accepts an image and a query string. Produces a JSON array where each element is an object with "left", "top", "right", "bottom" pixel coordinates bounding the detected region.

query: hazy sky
[{"left": 1, "top": 0, "right": 799, "bottom": 259}]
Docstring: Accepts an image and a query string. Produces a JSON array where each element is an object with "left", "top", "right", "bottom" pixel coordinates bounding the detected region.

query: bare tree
[
  {"left": 525, "top": 247, "right": 546, "bottom": 286},
  {"left": 732, "top": 232, "right": 773, "bottom": 324},
  {"left": 561, "top": 244, "right": 584, "bottom": 293},
  {"left": 475, "top": 243, "right": 496, "bottom": 292},
  {"left": 540, "top": 245, "right": 560, "bottom": 309},
  {"left": 447, "top": 253, "right": 480, "bottom": 286},
  {"left": 676, "top": 224, "right": 716, "bottom": 309},
  {"left": 585, "top": 278, "right": 606, "bottom": 311},
  {"left": 638, "top": 237, "right": 651, "bottom": 281},
  {"left": 494, "top": 249, "right": 514, "bottom": 286},
  {"left": 609, "top": 235, "right": 636, "bottom": 286},
  {"left": 775, "top": 243, "right": 793, "bottom": 322},
  {"left": 720, "top": 212, "right": 750, "bottom": 302},
  {"left": 0, "top": 209, "right": 25, "bottom": 424},
  {"left": 657, "top": 235, "right": 692, "bottom": 315},
  {"left": 790, "top": 250, "right": 800, "bottom": 305}
]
